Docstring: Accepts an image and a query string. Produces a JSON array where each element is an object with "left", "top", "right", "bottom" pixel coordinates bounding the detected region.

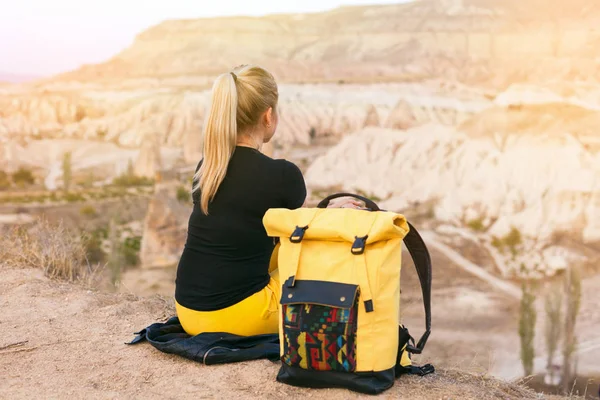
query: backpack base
[{"left": 276, "top": 363, "right": 395, "bottom": 395}]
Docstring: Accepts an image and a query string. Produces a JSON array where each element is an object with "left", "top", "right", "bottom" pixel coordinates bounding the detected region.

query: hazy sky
[{"left": 0, "top": 0, "right": 406, "bottom": 77}]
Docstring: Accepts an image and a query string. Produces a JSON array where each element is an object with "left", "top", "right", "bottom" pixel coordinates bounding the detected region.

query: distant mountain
[
  {"left": 0, "top": 72, "right": 41, "bottom": 84},
  {"left": 53, "top": 0, "right": 600, "bottom": 86}
]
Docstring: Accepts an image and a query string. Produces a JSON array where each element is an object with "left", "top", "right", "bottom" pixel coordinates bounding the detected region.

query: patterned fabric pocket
[{"left": 280, "top": 280, "right": 359, "bottom": 372}]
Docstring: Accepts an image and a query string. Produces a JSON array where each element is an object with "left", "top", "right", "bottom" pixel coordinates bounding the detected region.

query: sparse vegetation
[
  {"left": 112, "top": 174, "right": 154, "bottom": 187},
  {"left": 121, "top": 235, "right": 141, "bottom": 268},
  {"left": 0, "top": 217, "right": 98, "bottom": 283},
  {"left": 80, "top": 205, "right": 97, "bottom": 218},
  {"left": 467, "top": 217, "right": 485, "bottom": 232},
  {"left": 82, "top": 229, "right": 106, "bottom": 265},
  {"left": 504, "top": 227, "right": 522, "bottom": 249},
  {"left": 176, "top": 185, "right": 190, "bottom": 203},
  {"left": 12, "top": 167, "right": 35, "bottom": 187},
  {"left": 0, "top": 170, "right": 11, "bottom": 190},
  {"left": 491, "top": 226, "right": 523, "bottom": 256},
  {"left": 519, "top": 280, "right": 537, "bottom": 377},
  {"left": 64, "top": 192, "right": 86, "bottom": 203}
]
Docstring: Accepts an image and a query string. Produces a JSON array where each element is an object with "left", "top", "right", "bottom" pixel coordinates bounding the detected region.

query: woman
[{"left": 175, "top": 65, "right": 363, "bottom": 337}]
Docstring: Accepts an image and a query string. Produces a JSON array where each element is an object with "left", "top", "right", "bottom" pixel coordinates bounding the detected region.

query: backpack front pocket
[{"left": 280, "top": 280, "right": 359, "bottom": 373}]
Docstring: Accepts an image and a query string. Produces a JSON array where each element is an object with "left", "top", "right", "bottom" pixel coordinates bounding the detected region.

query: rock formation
[
  {"left": 134, "top": 134, "right": 162, "bottom": 179},
  {"left": 0, "top": 83, "right": 489, "bottom": 149},
  {"left": 182, "top": 128, "right": 203, "bottom": 165},
  {"left": 305, "top": 122, "right": 600, "bottom": 277},
  {"left": 51, "top": 1, "right": 600, "bottom": 86},
  {"left": 363, "top": 105, "right": 380, "bottom": 128},
  {"left": 385, "top": 100, "right": 418, "bottom": 130},
  {"left": 139, "top": 178, "right": 190, "bottom": 268}
]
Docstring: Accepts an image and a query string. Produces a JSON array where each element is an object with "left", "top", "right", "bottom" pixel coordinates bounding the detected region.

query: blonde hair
[{"left": 192, "top": 65, "right": 279, "bottom": 215}]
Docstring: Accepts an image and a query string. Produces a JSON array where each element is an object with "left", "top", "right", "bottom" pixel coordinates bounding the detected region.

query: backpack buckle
[
  {"left": 290, "top": 226, "right": 308, "bottom": 243},
  {"left": 406, "top": 330, "right": 431, "bottom": 354},
  {"left": 351, "top": 235, "right": 368, "bottom": 255}
]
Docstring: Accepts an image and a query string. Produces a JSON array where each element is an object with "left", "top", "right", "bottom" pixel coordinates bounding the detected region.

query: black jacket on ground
[{"left": 128, "top": 316, "right": 280, "bottom": 364}]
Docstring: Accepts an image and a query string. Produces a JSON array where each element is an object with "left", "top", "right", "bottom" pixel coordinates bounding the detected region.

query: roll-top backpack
[{"left": 262, "top": 193, "right": 434, "bottom": 395}]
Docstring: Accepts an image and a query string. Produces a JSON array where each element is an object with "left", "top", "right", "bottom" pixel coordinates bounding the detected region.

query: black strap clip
[
  {"left": 289, "top": 225, "right": 308, "bottom": 243},
  {"left": 410, "top": 364, "right": 435, "bottom": 376},
  {"left": 351, "top": 235, "right": 368, "bottom": 255},
  {"left": 406, "top": 330, "right": 431, "bottom": 355}
]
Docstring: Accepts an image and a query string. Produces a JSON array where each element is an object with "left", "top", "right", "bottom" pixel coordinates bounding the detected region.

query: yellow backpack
[{"left": 263, "top": 193, "right": 434, "bottom": 395}]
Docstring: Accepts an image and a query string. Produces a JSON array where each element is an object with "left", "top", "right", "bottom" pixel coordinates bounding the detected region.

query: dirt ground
[{"left": 0, "top": 266, "right": 571, "bottom": 400}]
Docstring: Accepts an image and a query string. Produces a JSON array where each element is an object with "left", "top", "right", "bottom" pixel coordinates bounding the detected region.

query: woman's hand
[{"left": 326, "top": 197, "right": 366, "bottom": 209}]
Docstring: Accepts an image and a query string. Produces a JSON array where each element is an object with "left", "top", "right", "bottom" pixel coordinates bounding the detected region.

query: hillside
[
  {"left": 305, "top": 124, "right": 600, "bottom": 278},
  {"left": 52, "top": 0, "right": 600, "bottom": 86},
  {"left": 0, "top": 265, "right": 573, "bottom": 400}
]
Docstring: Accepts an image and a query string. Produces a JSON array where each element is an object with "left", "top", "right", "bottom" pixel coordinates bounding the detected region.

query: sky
[{"left": 0, "top": 0, "right": 407, "bottom": 77}]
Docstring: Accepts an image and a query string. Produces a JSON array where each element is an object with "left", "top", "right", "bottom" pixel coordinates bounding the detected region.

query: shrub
[
  {"left": 467, "top": 217, "right": 485, "bottom": 232},
  {"left": 121, "top": 236, "right": 141, "bottom": 268},
  {"left": 0, "top": 217, "right": 93, "bottom": 282},
  {"left": 80, "top": 205, "right": 97, "bottom": 218},
  {"left": 64, "top": 192, "right": 85, "bottom": 203},
  {"left": 0, "top": 170, "right": 11, "bottom": 190},
  {"left": 112, "top": 174, "right": 154, "bottom": 188},
  {"left": 83, "top": 232, "right": 106, "bottom": 265},
  {"left": 12, "top": 167, "right": 35, "bottom": 187},
  {"left": 176, "top": 185, "right": 190, "bottom": 203},
  {"left": 504, "top": 227, "right": 522, "bottom": 250},
  {"left": 491, "top": 227, "right": 523, "bottom": 255}
]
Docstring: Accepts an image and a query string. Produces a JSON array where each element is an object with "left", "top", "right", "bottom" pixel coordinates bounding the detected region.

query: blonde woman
[{"left": 175, "top": 65, "right": 363, "bottom": 337}]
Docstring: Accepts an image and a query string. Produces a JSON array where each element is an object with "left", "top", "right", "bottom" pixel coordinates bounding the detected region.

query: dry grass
[{"left": 0, "top": 217, "right": 103, "bottom": 284}]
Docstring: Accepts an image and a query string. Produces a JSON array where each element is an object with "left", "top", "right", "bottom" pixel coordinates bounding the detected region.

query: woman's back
[{"left": 175, "top": 145, "right": 306, "bottom": 312}]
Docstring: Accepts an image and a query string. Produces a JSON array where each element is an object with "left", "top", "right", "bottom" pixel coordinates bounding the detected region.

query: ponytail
[
  {"left": 192, "top": 72, "right": 238, "bottom": 215},
  {"left": 192, "top": 65, "right": 278, "bottom": 215}
]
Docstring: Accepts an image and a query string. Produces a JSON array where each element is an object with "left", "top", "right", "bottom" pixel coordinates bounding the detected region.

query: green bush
[
  {"left": 12, "top": 167, "right": 35, "bottom": 187},
  {"left": 176, "top": 185, "right": 190, "bottom": 203},
  {"left": 121, "top": 236, "right": 141, "bottom": 268}
]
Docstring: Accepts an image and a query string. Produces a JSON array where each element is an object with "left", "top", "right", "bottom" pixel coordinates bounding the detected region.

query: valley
[{"left": 2, "top": 1, "right": 600, "bottom": 398}]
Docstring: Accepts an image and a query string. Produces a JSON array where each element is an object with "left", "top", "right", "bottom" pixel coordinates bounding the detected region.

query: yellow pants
[{"left": 176, "top": 252, "right": 281, "bottom": 337}]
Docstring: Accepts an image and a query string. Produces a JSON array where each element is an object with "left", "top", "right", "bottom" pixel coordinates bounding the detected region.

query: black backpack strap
[
  {"left": 402, "top": 221, "right": 432, "bottom": 355},
  {"left": 395, "top": 325, "right": 435, "bottom": 377}
]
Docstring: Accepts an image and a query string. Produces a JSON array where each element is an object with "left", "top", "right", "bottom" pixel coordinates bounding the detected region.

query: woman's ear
[{"left": 264, "top": 107, "right": 273, "bottom": 128}]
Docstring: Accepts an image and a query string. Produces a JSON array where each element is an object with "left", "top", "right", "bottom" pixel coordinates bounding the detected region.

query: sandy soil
[{"left": 0, "top": 266, "right": 569, "bottom": 400}]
